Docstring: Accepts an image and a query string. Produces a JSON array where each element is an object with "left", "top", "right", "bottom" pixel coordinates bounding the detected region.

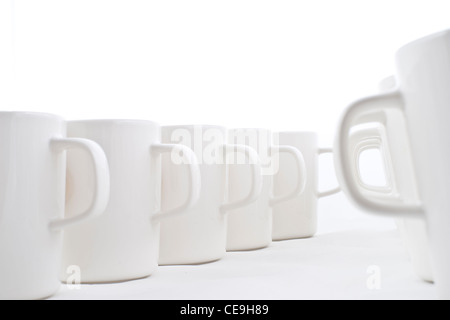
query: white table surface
[{"left": 49, "top": 193, "right": 437, "bottom": 300}]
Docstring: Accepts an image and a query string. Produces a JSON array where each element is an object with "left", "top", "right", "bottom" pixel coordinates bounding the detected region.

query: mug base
[
  {"left": 226, "top": 242, "right": 270, "bottom": 252},
  {"left": 61, "top": 272, "right": 153, "bottom": 285},
  {"left": 272, "top": 233, "right": 315, "bottom": 241},
  {"left": 158, "top": 255, "right": 223, "bottom": 266},
  {"left": 0, "top": 284, "right": 60, "bottom": 301}
]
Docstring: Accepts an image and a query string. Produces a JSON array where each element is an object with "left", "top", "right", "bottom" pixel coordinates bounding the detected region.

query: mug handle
[
  {"left": 316, "top": 148, "right": 341, "bottom": 198},
  {"left": 150, "top": 143, "right": 201, "bottom": 222},
  {"left": 269, "top": 145, "right": 307, "bottom": 207},
  {"left": 220, "top": 144, "right": 263, "bottom": 214},
  {"left": 49, "top": 137, "right": 110, "bottom": 230},
  {"left": 338, "top": 126, "right": 397, "bottom": 197},
  {"left": 348, "top": 126, "right": 396, "bottom": 195},
  {"left": 334, "top": 90, "right": 424, "bottom": 217}
]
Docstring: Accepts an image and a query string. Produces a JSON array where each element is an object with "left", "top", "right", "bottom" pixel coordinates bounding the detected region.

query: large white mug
[
  {"left": 334, "top": 29, "right": 450, "bottom": 298},
  {"left": 60, "top": 120, "right": 201, "bottom": 283},
  {"left": 349, "top": 124, "right": 434, "bottom": 283},
  {"left": 355, "top": 75, "right": 434, "bottom": 283},
  {"left": 0, "top": 112, "right": 110, "bottom": 299},
  {"left": 159, "top": 125, "right": 262, "bottom": 265},
  {"left": 272, "top": 132, "right": 339, "bottom": 240},
  {"left": 226, "top": 128, "right": 307, "bottom": 250}
]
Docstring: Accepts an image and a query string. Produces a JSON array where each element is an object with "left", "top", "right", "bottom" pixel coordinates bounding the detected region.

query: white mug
[
  {"left": 0, "top": 112, "right": 109, "bottom": 300},
  {"left": 349, "top": 124, "right": 433, "bottom": 282},
  {"left": 334, "top": 29, "right": 450, "bottom": 298},
  {"left": 159, "top": 125, "right": 262, "bottom": 265},
  {"left": 226, "top": 128, "right": 307, "bottom": 250},
  {"left": 357, "top": 76, "right": 434, "bottom": 283},
  {"left": 271, "top": 129, "right": 386, "bottom": 241},
  {"left": 272, "top": 132, "right": 339, "bottom": 240},
  {"left": 60, "top": 120, "right": 201, "bottom": 283},
  {"left": 346, "top": 105, "right": 434, "bottom": 285}
]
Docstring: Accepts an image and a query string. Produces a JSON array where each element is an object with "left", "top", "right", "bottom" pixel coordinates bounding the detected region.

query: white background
[
  {"left": 2, "top": 0, "right": 450, "bottom": 145},
  {"left": 0, "top": 0, "right": 448, "bottom": 300}
]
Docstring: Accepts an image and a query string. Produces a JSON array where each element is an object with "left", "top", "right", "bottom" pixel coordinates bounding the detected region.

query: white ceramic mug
[
  {"left": 355, "top": 76, "right": 434, "bottom": 283},
  {"left": 0, "top": 112, "right": 110, "bottom": 300},
  {"left": 347, "top": 104, "right": 434, "bottom": 285},
  {"left": 334, "top": 29, "right": 450, "bottom": 298},
  {"left": 159, "top": 125, "right": 262, "bottom": 265},
  {"left": 226, "top": 128, "right": 307, "bottom": 250},
  {"left": 271, "top": 129, "right": 388, "bottom": 241},
  {"left": 272, "top": 132, "right": 339, "bottom": 240},
  {"left": 60, "top": 120, "right": 201, "bottom": 283}
]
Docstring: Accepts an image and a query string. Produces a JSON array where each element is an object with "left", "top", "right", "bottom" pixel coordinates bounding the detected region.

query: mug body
[
  {"left": 272, "top": 132, "right": 318, "bottom": 240},
  {"left": 0, "top": 112, "right": 66, "bottom": 299},
  {"left": 377, "top": 76, "right": 433, "bottom": 283},
  {"left": 62, "top": 120, "right": 161, "bottom": 283},
  {"left": 226, "top": 128, "right": 273, "bottom": 251},
  {"left": 396, "top": 218, "right": 434, "bottom": 282},
  {"left": 159, "top": 125, "right": 228, "bottom": 265},
  {"left": 395, "top": 30, "right": 450, "bottom": 297}
]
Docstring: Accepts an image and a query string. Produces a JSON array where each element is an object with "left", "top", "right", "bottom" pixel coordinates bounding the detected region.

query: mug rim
[
  {"left": 229, "top": 127, "right": 272, "bottom": 134},
  {"left": 275, "top": 130, "right": 317, "bottom": 137},
  {"left": 397, "top": 28, "right": 450, "bottom": 57},
  {"left": 162, "top": 124, "right": 227, "bottom": 131},
  {"left": 69, "top": 119, "right": 160, "bottom": 127},
  {"left": 0, "top": 111, "right": 64, "bottom": 122}
]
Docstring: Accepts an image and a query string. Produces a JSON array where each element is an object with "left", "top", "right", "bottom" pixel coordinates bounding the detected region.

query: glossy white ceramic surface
[
  {"left": 226, "top": 128, "right": 307, "bottom": 250},
  {"left": 159, "top": 125, "right": 262, "bottom": 264},
  {"left": 272, "top": 132, "right": 339, "bottom": 240},
  {"left": 0, "top": 112, "right": 109, "bottom": 299},
  {"left": 335, "top": 29, "right": 450, "bottom": 298},
  {"left": 61, "top": 120, "right": 200, "bottom": 282},
  {"left": 377, "top": 76, "right": 434, "bottom": 283}
]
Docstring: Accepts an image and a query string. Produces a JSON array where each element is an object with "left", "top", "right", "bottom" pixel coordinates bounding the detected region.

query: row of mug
[
  {"left": 0, "top": 111, "right": 378, "bottom": 300},
  {"left": 4, "top": 27, "right": 449, "bottom": 299}
]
